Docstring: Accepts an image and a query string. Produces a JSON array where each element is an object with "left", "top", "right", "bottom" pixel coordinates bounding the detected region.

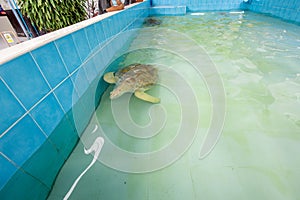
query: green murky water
[{"left": 48, "top": 12, "right": 300, "bottom": 200}]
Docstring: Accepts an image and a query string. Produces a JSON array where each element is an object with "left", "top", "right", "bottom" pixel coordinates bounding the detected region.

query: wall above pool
[
  {"left": 151, "top": 0, "right": 244, "bottom": 11},
  {"left": 244, "top": 0, "right": 300, "bottom": 23},
  {"left": 151, "top": 0, "right": 300, "bottom": 23}
]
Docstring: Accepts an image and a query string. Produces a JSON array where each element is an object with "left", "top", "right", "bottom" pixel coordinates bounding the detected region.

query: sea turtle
[
  {"left": 103, "top": 63, "right": 160, "bottom": 103},
  {"left": 144, "top": 17, "right": 162, "bottom": 26}
]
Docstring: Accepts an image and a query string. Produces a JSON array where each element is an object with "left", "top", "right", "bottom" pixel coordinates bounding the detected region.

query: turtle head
[
  {"left": 110, "top": 88, "right": 125, "bottom": 99},
  {"left": 109, "top": 83, "right": 132, "bottom": 99}
]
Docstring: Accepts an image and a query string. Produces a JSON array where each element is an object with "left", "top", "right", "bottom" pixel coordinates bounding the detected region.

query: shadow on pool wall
[{"left": 0, "top": 2, "right": 149, "bottom": 199}]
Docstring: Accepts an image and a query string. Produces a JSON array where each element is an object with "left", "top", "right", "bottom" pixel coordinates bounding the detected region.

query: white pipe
[{"left": 63, "top": 137, "right": 104, "bottom": 200}]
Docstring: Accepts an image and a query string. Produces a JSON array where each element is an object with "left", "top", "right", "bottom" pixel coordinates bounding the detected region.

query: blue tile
[
  {"left": 22, "top": 139, "right": 64, "bottom": 188},
  {"left": 30, "top": 93, "right": 65, "bottom": 136},
  {"left": 115, "top": 14, "right": 124, "bottom": 32},
  {"left": 107, "top": 37, "right": 122, "bottom": 59},
  {"left": 0, "top": 167, "right": 49, "bottom": 199},
  {"left": 55, "top": 35, "right": 81, "bottom": 74},
  {"left": 31, "top": 42, "right": 69, "bottom": 89},
  {"left": 85, "top": 25, "right": 100, "bottom": 51},
  {"left": 82, "top": 57, "right": 97, "bottom": 83},
  {"left": 107, "top": 43, "right": 116, "bottom": 64},
  {"left": 291, "top": 0, "right": 300, "bottom": 9},
  {"left": 0, "top": 153, "right": 18, "bottom": 190},
  {"left": 0, "top": 115, "right": 47, "bottom": 166},
  {"left": 101, "top": 18, "right": 113, "bottom": 40},
  {"left": 47, "top": 114, "right": 78, "bottom": 159},
  {"left": 82, "top": 81, "right": 98, "bottom": 114},
  {"left": 0, "top": 53, "right": 50, "bottom": 110},
  {"left": 72, "top": 29, "right": 91, "bottom": 62},
  {"left": 93, "top": 50, "right": 106, "bottom": 74},
  {"left": 71, "top": 101, "right": 89, "bottom": 135},
  {"left": 296, "top": 12, "right": 300, "bottom": 23},
  {"left": 71, "top": 69, "right": 89, "bottom": 97},
  {"left": 151, "top": 6, "right": 187, "bottom": 15},
  {"left": 54, "top": 77, "right": 78, "bottom": 113},
  {"left": 99, "top": 45, "right": 111, "bottom": 68},
  {"left": 272, "top": 7, "right": 280, "bottom": 17},
  {"left": 288, "top": 9, "right": 297, "bottom": 21},
  {"left": 94, "top": 21, "right": 106, "bottom": 45},
  {"left": 110, "top": 15, "right": 121, "bottom": 36},
  {"left": 279, "top": 0, "right": 285, "bottom": 6},
  {"left": 0, "top": 79, "right": 26, "bottom": 135},
  {"left": 71, "top": 91, "right": 95, "bottom": 135}
]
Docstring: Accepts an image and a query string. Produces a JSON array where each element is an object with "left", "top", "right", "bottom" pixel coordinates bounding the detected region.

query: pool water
[{"left": 48, "top": 11, "right": 300, "bottom": 199}]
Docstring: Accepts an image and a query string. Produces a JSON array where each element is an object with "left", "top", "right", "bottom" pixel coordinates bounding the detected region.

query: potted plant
[{"left": 18, "top": 0, "right": 87, "bottom": 33}]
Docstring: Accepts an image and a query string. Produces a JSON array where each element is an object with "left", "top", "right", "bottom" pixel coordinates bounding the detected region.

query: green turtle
[
  {"left": 103, "top": 63, "right": 160, "bottom": 103},
  {"left": 144, "top": 17, "right": 162, "bottom": 26}
]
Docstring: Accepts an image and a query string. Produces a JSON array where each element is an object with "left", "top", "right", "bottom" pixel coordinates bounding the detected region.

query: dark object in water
[{"left": 144, "top": 18, "right": 161, "bottom": 26}]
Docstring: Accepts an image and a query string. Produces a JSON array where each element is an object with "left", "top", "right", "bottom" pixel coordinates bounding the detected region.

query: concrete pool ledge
[{"left": 0, "top": 12, "right": 111, "bottom": 65}]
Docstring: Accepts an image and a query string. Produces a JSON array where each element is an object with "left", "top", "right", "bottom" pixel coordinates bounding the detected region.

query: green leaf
[{"left": 18, "top": 0, "right": 87, "bottom": 32}]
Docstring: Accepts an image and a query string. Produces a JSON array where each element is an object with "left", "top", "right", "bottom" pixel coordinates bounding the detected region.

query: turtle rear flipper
[
  {"left": 134, "top": 90, "right": 160, "bottom": 104},
  {"left": 103, "top": 72, "right": 116, "bottom": 84}
]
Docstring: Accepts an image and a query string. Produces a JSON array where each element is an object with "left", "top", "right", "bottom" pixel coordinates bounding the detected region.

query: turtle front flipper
[
  {"left": 134, "top": 90, "right": 160, "bottom": 104},
  {"left": 103, "top": 72, "right": 117, "bottom": 84}
]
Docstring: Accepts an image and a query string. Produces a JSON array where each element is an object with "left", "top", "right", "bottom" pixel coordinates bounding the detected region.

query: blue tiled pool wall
[
  {"left": 150, "top": 0, "right": 244, "bottom": 11},
  {"left": 243, "top": 0, "right": 300, "bottom": 23},
  {"left": 150, "top": 0, "right": 300, "bottom": 23},
  {"left": 150, "top": 6, "right": 187, "bottom": 16},
  {"left": 0, "top": 1, "right": 150, "bottom": 199}
]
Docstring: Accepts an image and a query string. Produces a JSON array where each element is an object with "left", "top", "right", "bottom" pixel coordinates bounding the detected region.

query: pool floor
[{"left": 48, "top": 11, "right": 300, "bottom": 199}]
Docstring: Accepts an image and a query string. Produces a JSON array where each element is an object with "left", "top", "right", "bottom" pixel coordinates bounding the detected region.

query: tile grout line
[
  {"left": 0, "top": 151, "right": 20, "bottom": 169},
  {"left": 29, "top": 52, "right": 64, "bottom": 139},
  {"left": 69, "top": 33, "right": 85, "bottom": 99},
  {"left": 80, "top": 28, "right": 95, "bottom": 84},
  {"left": 0, "top": 151, "right": 51, "bottom": 190},
  {"left": 0, "top": 76, "right": 29, "bottom": 138},
  {"left": 52, "top": 42, "right": 73, "bottom": 114}
]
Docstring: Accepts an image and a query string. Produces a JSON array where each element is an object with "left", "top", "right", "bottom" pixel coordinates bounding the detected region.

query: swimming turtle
[
  {"left": 144, "top": 17, "right": 162, "bottom": 26},
  {"left": 103, "top": 63, "right": 160, "bottom": 103}
]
